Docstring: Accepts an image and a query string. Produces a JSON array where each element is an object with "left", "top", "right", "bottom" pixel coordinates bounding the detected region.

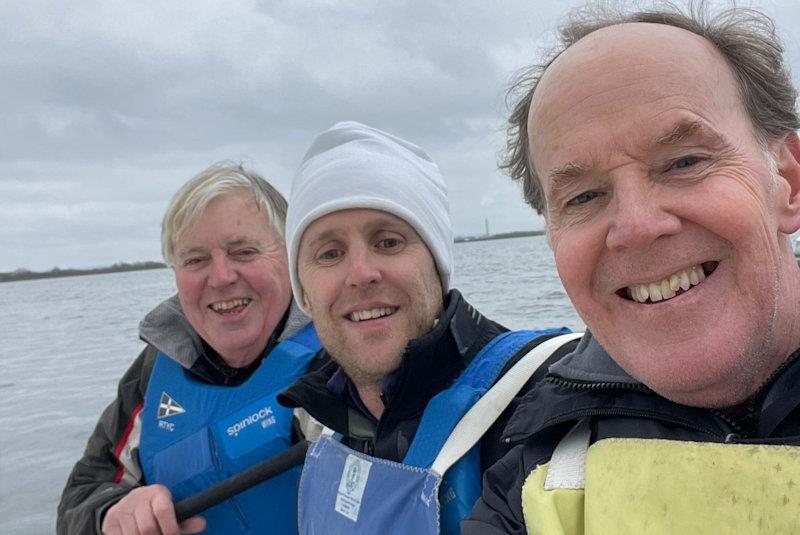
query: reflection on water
[{"left": 0, "top": 236, "right": 580, "bottom": 533}]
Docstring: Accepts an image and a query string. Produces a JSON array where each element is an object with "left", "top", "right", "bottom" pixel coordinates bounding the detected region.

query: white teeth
[
  {"left": 669, "top": 274, "right": 680, "bottom": 292},
  {"left": 689, "top": 267, "right": 700, "bottom": 285},
  {"left": 660, "top": 279, "right": 675, "bottom": 300},
  {"left": 648, "top": 283, "right": 662, "bottom": 302},
  {"left": 631, "top": 286, "right": 647, "bottom": 301},
  {"left": 210, "top": 298, "right": 251, "bottom": 312},
  {"left": 695, "top": 266, "right": 706, "bottom": 283},
  {"left": 349, "top": 307, "right": 395, "bottom": 322},
  {"left": 628, "top": 264, "right": 710, "bottom": 304},
  {"left": 680, "top": 271, "right": 691, "bottom": 291}
]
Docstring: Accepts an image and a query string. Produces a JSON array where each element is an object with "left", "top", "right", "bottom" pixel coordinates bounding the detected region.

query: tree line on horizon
[
  {"left": 3, "top": 231, "right": 546, "bottom": 283},
  {"left": 0, "top": 261, "right": 167, "bottom": 283}
]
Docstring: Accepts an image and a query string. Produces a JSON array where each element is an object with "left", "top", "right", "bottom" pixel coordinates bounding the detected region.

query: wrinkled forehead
[
  {"left": 528, "top": 23, "right": 743, "bottom": 170},
  {"left": 180, "top": 190, "right": 264, "bottom": 235},
  {"left": 531, "top": 22, "right": 733, "bottom": 112}
]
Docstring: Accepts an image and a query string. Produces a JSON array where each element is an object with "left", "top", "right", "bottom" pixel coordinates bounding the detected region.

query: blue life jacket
[
  {"left": 140, "top": 323, "right": 321, "bottom": 534},
  {"left": 298, "top": 327, "right": 570, "bottom": 534}
]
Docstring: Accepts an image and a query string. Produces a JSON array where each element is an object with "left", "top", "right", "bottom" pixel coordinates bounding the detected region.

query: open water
[{"left": 0, "top": 235, "right": 582, "bottom": 534}]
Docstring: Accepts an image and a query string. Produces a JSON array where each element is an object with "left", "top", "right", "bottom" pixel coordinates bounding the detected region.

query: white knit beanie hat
[{"left": 286, "top": 121, "right": 453, "bottom": 307}]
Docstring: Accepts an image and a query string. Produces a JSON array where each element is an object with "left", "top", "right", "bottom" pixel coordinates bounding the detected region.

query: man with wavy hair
[
  {"left": 465, "top": 3, "right": 800, "bottom": 534},
  {"left": 59, "top": 163, "right": 320, "bottom": 535}
]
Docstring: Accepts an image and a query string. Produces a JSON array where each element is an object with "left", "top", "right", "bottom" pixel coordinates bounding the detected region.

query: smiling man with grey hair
[
  {"left": 58, "top": 162, "right": 320, "bottom": 535},
  {"left": 464, "top": 3, "right": 800, "bottom": 534}
]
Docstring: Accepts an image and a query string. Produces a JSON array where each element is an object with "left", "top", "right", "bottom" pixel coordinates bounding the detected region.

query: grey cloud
[{"left": 2, "top": 0, "right": 797, "bottom": 271}]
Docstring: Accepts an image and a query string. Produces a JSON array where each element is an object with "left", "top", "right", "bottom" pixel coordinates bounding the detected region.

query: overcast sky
[{"left": 3, "top": 0, "right": 800, "bottom": 271}]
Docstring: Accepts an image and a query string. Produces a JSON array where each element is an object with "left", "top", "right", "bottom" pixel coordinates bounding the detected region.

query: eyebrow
[
  {"left": 176, "top": 237, "right": 261, "bottom": 258},
  {"left": 546, "top": 119, "right": 732, "bottom": 198},
  {"left": 547, "top": 161, "right": 591, "bottom": 200},
  {"left": 225, "top": 237, "right": 261, "bottom": 249},
  {"left": 651, "top": 119, "right": 730, "bottom": 150},
  {"left": 302, "top": 216, "right": 409, "bottom": 251},
  {"left": 302, "top": 229, "right": 338, "bottom": 252}
]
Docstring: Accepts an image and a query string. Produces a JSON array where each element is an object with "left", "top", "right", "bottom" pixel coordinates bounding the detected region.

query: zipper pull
[{"left": 724, "top": 433, "right": 741, "bottom": 444}]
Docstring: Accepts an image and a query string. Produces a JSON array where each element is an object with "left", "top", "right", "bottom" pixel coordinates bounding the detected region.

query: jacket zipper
[
  {"left": 541, "top": 348, "right": 800, "bottom": 444},
  {"left": 506, "top": 406, "right": 726, "bottom": 443},
  {"left": 709, "top": 408, "right": 747, "bottom": 440},
  {"left": 717, "top": 347, "right": 800, "bottom": 440},
  {"left": 515, "top": 376, "right": 738, "bottom": 441},
  {"left": 365, "top": 356, "right": 413, "bottom": 457},
  {"left": 208, "top": 433, "right": 251, "bottom": 529},
  {"left": 547, "top": 376, "right": 651, "bottom": 393}
]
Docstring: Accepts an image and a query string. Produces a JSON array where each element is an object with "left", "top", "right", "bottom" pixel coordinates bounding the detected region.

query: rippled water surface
[{"left": 0, "top": 236, "right": 581, "bottom": 533}]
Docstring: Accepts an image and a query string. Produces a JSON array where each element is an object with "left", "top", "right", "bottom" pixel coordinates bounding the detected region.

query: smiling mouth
[
  {"left": 209, "top": 298, "right": 251, "bottom": 314},
  {"left": 348, "top": 307, "right": 397, "bottom": 322},
  {"left": 618, "top": 261, "right": 719, "bottom": 304}
]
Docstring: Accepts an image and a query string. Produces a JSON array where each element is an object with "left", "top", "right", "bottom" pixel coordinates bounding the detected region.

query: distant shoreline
[
  {"left": 0, "top": 262, "right": 168, "bottom": 283},
  {"left": 3, "top": 232, "right": 546, "bottom": 283},
  {"left": 454, "top": 230, "right": 545, "bottom": 243}
]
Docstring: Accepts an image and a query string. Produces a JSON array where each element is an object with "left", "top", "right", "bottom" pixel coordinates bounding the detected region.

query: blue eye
[
  {"left": 568, "top": 191, "right": 601, "bottom": 206},
  {"left": 673, "top": 156, "right": 701, "bottom": 170},
  {"left": 318, "top": 249, "right": 341, "bottom": 261},
  {"left": 377, "top": 238, "right": 400, "bottom": 249},
  {"left": 183, "top": 257, "right": 205, "bottom": 267}
]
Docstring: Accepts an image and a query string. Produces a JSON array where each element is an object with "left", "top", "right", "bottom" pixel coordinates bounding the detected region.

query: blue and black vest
[
  {"left": 140, "top": 323, "right": 320, "bottom": 534},
  {"left": 298, "top": 327, "right": 570, "bottom": 534}
]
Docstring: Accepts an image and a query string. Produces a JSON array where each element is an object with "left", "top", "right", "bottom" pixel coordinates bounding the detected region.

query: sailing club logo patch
[
  {"left": 157, "top": 392, "right": 186, "bottom": 419},
  {"left": 335, "top": 454, "right": 372, "bottom": 522}
]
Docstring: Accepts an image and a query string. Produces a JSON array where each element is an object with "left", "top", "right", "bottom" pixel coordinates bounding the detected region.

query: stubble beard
[{"left": 325, "top": 303, "right": 439, "bottom": 391}]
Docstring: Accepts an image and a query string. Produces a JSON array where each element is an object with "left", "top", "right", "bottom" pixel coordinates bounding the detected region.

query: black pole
[{"left": 174, "top": 440, "right": 309, "bottom": 522}]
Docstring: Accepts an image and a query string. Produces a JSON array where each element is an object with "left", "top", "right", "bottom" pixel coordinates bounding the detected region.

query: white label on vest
[{"left": 335, "top": 454, "right": 372, "bottom": 522}]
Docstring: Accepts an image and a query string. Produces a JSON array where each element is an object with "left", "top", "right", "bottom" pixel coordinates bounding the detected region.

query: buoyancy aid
[
  {"left": 521, "top": 419, "right": 800, "bottom": 535},
  {"left": 140, "top": 323, "right": 321, "bottom": 534},
  {"left": 298, "top": 329, "right": 577, "bottom": 535}
]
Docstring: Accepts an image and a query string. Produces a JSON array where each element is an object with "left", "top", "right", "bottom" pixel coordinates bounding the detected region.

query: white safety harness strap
[
  {"left": 543, "top": 418, "right": 591, "bottom": 490},
  {"left": 431, "top": 332, "right": 584, "bottom": 477}
]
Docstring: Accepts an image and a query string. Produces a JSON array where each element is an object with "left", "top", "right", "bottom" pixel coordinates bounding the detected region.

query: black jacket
[
  {"left": 463, "top": 331, "right": 800, "bottom": 534},
  {"left": 279, "top": 289, "right": 569, "bottom": 472}
]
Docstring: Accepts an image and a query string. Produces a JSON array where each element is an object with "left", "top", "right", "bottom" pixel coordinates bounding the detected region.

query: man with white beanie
[{"left": 277, "top": 121, "right": 574, "bottom": 534}]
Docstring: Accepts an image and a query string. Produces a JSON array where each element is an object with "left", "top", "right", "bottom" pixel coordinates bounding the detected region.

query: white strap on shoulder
[
  {"left": 430, "top": 332, "right": 583, "bottom": 477},
  {"left": 543, "top": 418, "right": 591, "bottom": 490},
  {"left": 293, "top": 408, "right": 327, "bottom": 442}
]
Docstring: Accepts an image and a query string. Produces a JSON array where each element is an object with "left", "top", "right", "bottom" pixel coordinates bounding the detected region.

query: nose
[
  {"left": 605, "top": 180, "right": 681, "bottom": 250},
  {"left": 345, "top": 247, "right": 381, "bottom": 288},
  {"left": 207, "top": 252, "right": 238, "bottom": 288}
]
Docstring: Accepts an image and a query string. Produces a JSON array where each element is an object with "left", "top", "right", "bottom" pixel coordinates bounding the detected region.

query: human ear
[{"left": 775, "top": 132, "right": 800, "bottom": 234}]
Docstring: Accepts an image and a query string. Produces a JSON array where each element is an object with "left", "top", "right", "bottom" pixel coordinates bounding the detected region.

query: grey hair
[
  {"left": 503, "top": 0, "right": 800, "bottom": 214},
  {"left": 161, "top": 162, "right": 288, "bottom": 265}
]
